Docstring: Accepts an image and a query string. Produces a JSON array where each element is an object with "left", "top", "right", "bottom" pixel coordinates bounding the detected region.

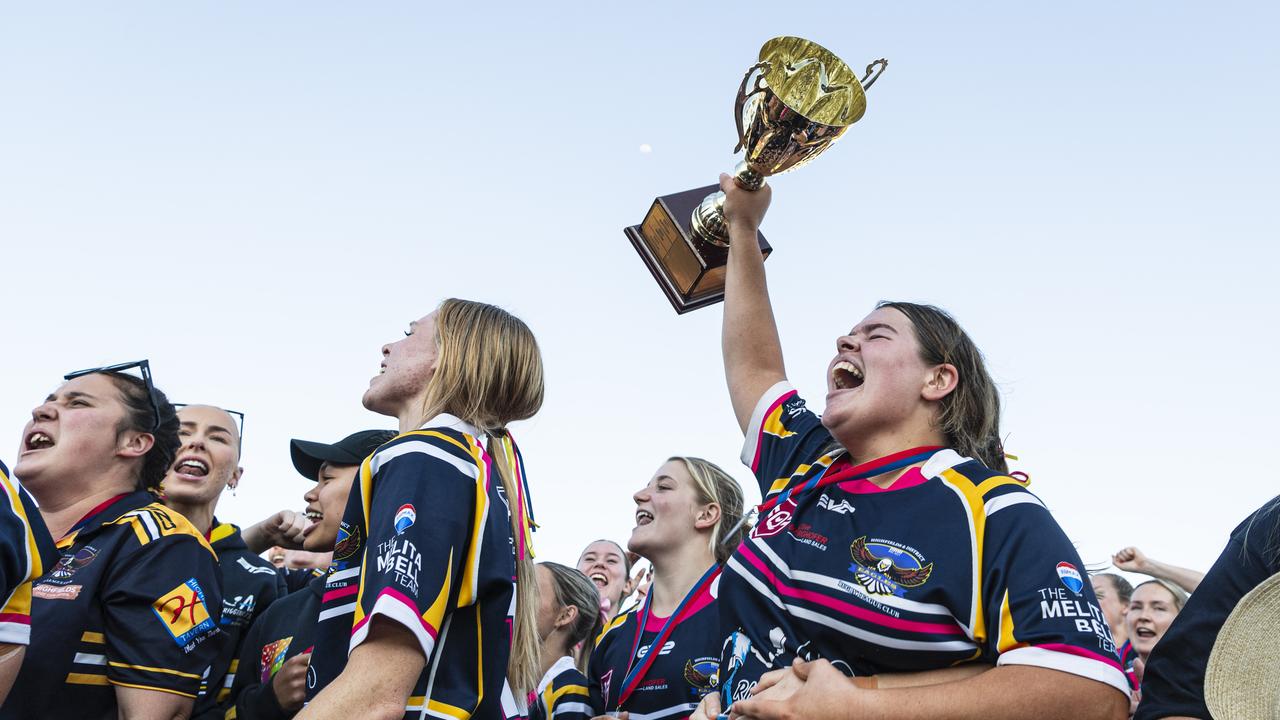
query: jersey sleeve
[
  {"left": 1135, "top": 499, "right": 1280, "bottom": 720},
  {"left": 348, "top": 435, "right": 478, "bottom": 660},
  {"left": 101, "top": 533, "right": 226, "bottom": 698},
  {"left": 977, "top": 485, "right": 1129, "bottom": 697},
  {"left": 225, "top": 609, "right": 289, "bottom": 720},
  {"left": 0, "top": 461, "right": 57, "bottom": 645},
  {"left": 587, "top": 616, "right": 627, "bottom": 713},
  {"left": 544, "top": 669, "right": 592, "bottom": 720},
  {"left": 738, "top": 382, "right": 835, "bottom": 500}
]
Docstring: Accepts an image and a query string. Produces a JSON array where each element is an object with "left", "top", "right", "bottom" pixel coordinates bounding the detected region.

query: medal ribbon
[
  {"left": 497, "top": 433, "right": 537, "bottom": 560},
  {"left": 615, "top": 563, "right": 722, "bottom": 710},
  {"left": 756, "top": 445, "right": 943, "bottom": 516}
]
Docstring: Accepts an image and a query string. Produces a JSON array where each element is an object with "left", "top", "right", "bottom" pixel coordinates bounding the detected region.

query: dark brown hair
[
  {"left": 103, "top": 372, "right": 180, "bottom": 493},
  {"left": 877, "top": 301, "right": 1007, "bottom": 473}
]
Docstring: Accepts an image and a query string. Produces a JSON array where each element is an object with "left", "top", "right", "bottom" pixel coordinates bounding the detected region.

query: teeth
[
  {"left": 179, "top": 460, "right": 209, "bottom": 472},
  {"left": 304, "top": 510, "right": 323, "bottom": 521},
  {"left": 27, "top": 432, "right": 53, "bottom": 449},
  {"left": 832, "top": 361, "right": 864, "bottom": 390},
  {"left": 590, "top": 573, "right": 607, "bottom": 584},
  {"left": 635, "top": 510, "right": 653, "bottom": 525}
]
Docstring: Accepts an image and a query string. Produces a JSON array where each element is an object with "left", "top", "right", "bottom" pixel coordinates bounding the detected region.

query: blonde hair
[
  {"left": 668, "top": 456, "right": 747, "bottom": 563},
  {"left": 419, "top": 298, "right": 545, "bottom": 696},
  {"left": 541, "top": 562, "right": 604, "bottom": 674},
  {"left": 1134, "top": 578, "right": 1190, "bottom": 612}
]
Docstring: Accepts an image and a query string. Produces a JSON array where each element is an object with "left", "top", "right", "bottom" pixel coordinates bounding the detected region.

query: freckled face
[{"left": 363, "top": 312, "right": 440, "bottom": 418}]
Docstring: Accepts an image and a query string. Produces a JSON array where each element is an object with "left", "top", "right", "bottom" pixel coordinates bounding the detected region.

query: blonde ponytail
[{"left": 488, "top": 434, "right": 541, "bottom": 696}]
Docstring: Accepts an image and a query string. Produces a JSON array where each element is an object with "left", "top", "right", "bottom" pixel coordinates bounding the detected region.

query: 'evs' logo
[{"left": 152, "top": 578, "right": 216, "bottom": 646}]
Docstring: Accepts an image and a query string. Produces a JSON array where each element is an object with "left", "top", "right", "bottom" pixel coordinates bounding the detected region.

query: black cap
[{"left": 290, "top": 429, "right": 399, "bottom": 481}]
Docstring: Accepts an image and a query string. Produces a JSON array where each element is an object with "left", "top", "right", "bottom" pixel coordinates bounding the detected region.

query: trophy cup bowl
[{"left": 625, "top": 37, "right": 886, "bottom": 313}]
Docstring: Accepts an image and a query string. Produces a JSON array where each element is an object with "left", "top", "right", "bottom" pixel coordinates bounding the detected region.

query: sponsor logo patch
[
  {"left": 260, "top": 637, "right": 293, "bottom": 683},
  {"left": 1057, "top": 562, "right": 1084, "bottom": 594},
  {"left": 848, "top": 536, "right": 933, "bottom": 596},
  {"left": 394, "top": 504, "right": 416, "bottom": 535},
  {"left": 751, "top": 498, "right": 797, "bottom": 539},
  {"left": 33, "top": 583, "right": 82, "bottom": 600},
  {"left": 333, "top": 522, "right": 362, "bottom": 564},
  {"left": 786, "top": 523, "right": 829, "bottom": 551},
  {"left": 817, "top": 493, "right": 855, "bottom": 515},
  {"left": 152, "top": 578, "right": 217, "bottom": 647}
]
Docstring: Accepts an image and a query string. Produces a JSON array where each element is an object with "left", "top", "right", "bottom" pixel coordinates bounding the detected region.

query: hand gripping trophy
[{"left": 625, "top": 37, "right": 886, "bottom": 313}]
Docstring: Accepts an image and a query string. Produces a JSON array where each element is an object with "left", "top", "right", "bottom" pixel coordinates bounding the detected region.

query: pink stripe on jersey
[
  {"left": 737, "top": 543, "right": 965, "bottom": 637},
  {"left": 0, "top": 613, "right": 29, "bottom": 625},
  {"left": 322, "top": 585, "right": 359, "bottom": 603},
  {"left": 1035, "top": 642, "right": 1125, "bottom": 671},
  {"left": 752, "top": 390, "right": 797, "bottom": 473},
  {"left": 351, "top": 586, "right": 438, "bottom": 640}
]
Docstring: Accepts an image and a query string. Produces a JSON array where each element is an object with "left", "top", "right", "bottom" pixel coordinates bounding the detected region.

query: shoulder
[
  {"left": 108, "top": 502, "right": 217, "bottom": 557},
  {"left": 554, "top": 665, "right": 590, "bottom": 690},
  {"left": 931, "top": 453, "right": 1039, "bottom": 508},
  {"left": 369, "top": 430, "right": 483, "bottom": 478},
  {"left": 595, "top": 607, "right": 637, "bottom": 647}
]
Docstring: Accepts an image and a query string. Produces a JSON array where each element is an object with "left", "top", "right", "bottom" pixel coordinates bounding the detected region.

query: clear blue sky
[{"left": 2, "top": 2, "right": 1277, "bottom": 578}]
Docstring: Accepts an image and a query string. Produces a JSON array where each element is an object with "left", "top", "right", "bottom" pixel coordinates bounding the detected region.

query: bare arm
[
  {"left": 0, "top": 644, "right": 22, "bottom": 706},
  {"left": 729, "top": 661, "right": 1125, "bottom": 720},
  {"left": 241, "top": 510, "right": 311, "bottom": 554},
  {"left": 720, "top": 174, "right": 785, "bottom": 433},
  {"left": 1113, "top": 547, "right": 1205, "bottom": 593},
  {"left": 115, "top": 685, "right": 195, "bottom": 720},
  {"left": 294, "top": 618, "right": 425, "bottom": 720}
]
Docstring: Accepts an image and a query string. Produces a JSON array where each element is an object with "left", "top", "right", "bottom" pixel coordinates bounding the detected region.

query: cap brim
[{"left": 290, "top": 439, "right": 363, "bottom": 481}]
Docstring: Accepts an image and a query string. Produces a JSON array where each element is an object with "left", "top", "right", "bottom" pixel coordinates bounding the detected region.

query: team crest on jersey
[
  {"left": 260, "top": 637, "right": 293, "bottom": 683},
  {"left": 152, "top": 578, "right": 217, "bottom": 648},
  {"left": 394, "top": 504, "right": 416, "bottom": 535},
  {"left": 684, "top": 657, "right": 719, "bottom": 698},
  {"left": 48, "top": 545, "right": 99, "bottom": 582},
  {"left": 1056, "top": 562, "right": 1084, "bottom": 594},
  {"left": 752, "top": 498, "right": 798, "bottom": 539},
  {"left": 848, "top": 536, "right": 933, "bottom": 597},
  {"left": 333, "top": 522, "right": 362, "bottom": 564}
]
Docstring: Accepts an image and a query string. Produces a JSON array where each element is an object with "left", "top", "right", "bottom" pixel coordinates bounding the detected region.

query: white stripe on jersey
[
  {"left": 726, "top": 556, "right": 978, "bottom": 653},
  {"left": 554, "top": 703, "right": 593, "bottom": 718},
  {"left": 317, "top": 602, "right": 357, "bottom": 622},
  {"left": 999, "top": 646, "right": 1130, "bottom": 696},
  {"left": 984, "top": 492, "right": 1046, "bottom": 516},
  {"left": 73, "top": 652, "right": 107, "bottom": 666},
  {"left": 739, "top": 381, "right": 793, "bottom": 468},
  {"left": 327, "top": 567, "right": 360, "bottom": 584},
  {"left": 624, "top": 703, "right": 699, "bottom": 720},
  {"left": 349, "top": 593, "right": 438, "bottom": 663},
  {"left": 750, "top": 536, "right": 961, "bottom": 621},
  {"left": 0, "top": 624, "right": 30, "bottom": 645},
  {"left": 137, "top": 509, "right": 161, "bottom": 541},
  {"left": 371, "top": 439, "right": 479, "bottom": 480}
]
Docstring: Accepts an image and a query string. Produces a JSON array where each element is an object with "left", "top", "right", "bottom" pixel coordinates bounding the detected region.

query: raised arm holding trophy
[{"left": 625, "top": 36, "right": 886, "bottom": 313}]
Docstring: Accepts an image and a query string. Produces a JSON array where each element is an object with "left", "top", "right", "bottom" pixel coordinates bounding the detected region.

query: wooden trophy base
[{"left": 624, "top": 184, "right": 772, "bottom": 314}]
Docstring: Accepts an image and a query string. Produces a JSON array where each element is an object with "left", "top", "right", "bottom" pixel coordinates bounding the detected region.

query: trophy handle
[
  {"left": 734, "top": 61, "right": 771, "bottom": 153},
  {"left": 861, "top": 58, "right": 888, "bottom": 91}
]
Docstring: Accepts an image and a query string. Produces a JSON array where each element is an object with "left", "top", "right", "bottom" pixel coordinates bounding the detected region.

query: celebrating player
[
  {"left": 694, "top": 178, "right": 1129, "bottom": 720},
  {"left": 2, "top": 361, "right": 225, "bottom": 720},
  {"left": 577, "top": 540, "right": 639, "bottom": 622},
  {"left": 0, "top": 460, "right": 57, "bottom": 706},
  {"left": 161, "top": 404, "right": 286, "bottom": 719},
  {"left": 299, "top": 299, "right": 544, "bottom": 720},
  {"left": 589, "top": 456, "right": 747, "bottom": 720},
  {"left": 530, "top": 563, "right": 600, "bottom": 720},
  {"left": 228, "top": 429, "right": 396, "bottom": 720}
]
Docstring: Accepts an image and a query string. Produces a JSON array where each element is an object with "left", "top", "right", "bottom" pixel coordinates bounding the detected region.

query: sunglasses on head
[
  {"left": 63, "top": 359, "right": 162, "bottom": 432},
  {"left": 172, "top": 404, "right": 245, "bottom": 447}
]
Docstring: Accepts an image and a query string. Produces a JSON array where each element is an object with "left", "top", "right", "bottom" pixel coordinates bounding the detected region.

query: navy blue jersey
[
  {"left": 1135, "top": 497, "right": 1280, "bottom": 720},
  {"left": 718, "top": 383, "right": 1129, "bottom": 708},
  {"left": 191, "top": 521, "right": 287, "bottom": 719},
  {"left": 1, "top": 491, "right": 224, "bottom": 720},
  {"left": 530, "top": 656, "right": 591, "bottom": 720},
  {"left": 589, "top": 579, "right": 721, "bottom": 720},
  {"left": 0, "top": 460, "right": 57, "bottom": 646},
  {"left": 227, "top": 573, "right": 324, "bottom": 720},
  {"left": 279, "top": 566, "right": 324, "bottom": 595},
  {"left": 307, "top": 416, "right": 523, "bottom": 720}
]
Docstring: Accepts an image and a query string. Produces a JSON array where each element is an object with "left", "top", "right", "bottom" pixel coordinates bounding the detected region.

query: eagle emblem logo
[{"left": 848, "top": 536, "right": 933, "bottom": 596}]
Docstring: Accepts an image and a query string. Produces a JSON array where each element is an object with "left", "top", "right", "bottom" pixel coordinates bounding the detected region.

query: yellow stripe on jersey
[
  {"left": 473, "top": 602, "right": 484, "bottom": 709},
  {"left": 937, "top": 468, "right": 989, "bottom": 643},
  {"left": 107, "top": 679, "right": 198, "bottom": 698},
  {"left": 0, "top": 470, "right": 42, "bottom": 620},
  {"left": 546, "top": 683, "right": 589, "bottom": 708},
  {"left": 106, "top": 504, "right": 216, "bottom": 556},
  {"left": 459, "top": 434, "right": 489, "bottom": 607},
  {"left": 66, "top": 673, "right": 109, "bottom": 686},
  {"left": 208, "top": 522, "right": 237, "bottom": 545},
  {"left": 767, "top": 455, "right": 838, "bottom": 497},
  {"left": 107, "top": 661, "right": 203, "bottom": 680},
  {"left": 81, "top": 631, "right": 105, "bottom": 644},
  {"left": 426, "top": 698, "right": 471, "bottom": 719},
  {"left": 425, "top": 551, "right": 452, "bottom": 629},
  {"left": 761, "top": 404, "right": 796, "bottom": 439},
  {"left": 997, "top": 589, "right": 1025, "bottom": 653},
  {"left": 596, "top": 611, "right": 630, "bottom": 645}
]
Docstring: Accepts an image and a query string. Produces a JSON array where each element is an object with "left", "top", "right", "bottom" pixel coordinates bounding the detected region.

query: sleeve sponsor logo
[
  {"left": 848, "top": 536, "right": 933, "bottom": 597},
  {"left": 333, "top": 523, "right": 363, "bottom": 566},
  {"left": 259, "top": 636, "right": 293, "bottom": 683},
  {"left": 1037, "top": 586, "right": 1116, "bottom": 655},
  {"left": 1056, "top": 562, "right": 1084, "bottom": 594},
  {"left": 375, "top": 537, "right": 423, "bottom": 594},
  {"left": 33, "top": 583, "right": 82, "bottom": 600},
  {"left": 394, "top": 504, "right": 416, "bottom": 535},
  {"left": 236, "top": 557, "right": 278, "bottom": 576},
  {"left": 153, "top": 578, "right": 217, "bottom": 648}
]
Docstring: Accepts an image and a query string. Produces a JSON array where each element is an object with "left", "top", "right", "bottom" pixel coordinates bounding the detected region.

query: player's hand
[
  {"left": 691, "top": 693, "right": 721, "bottom": 720},
  {"left": 749, "top": 660, "right": 806, "bottom": 703},
  {"left": 271, "top": 651, "right": 311, "bottom": 712},
  {"left": 720, "top": 173, "right": 772, "bottom": 234},
  {"left": 1112, "top": 546, "right": 1152, "bottom": 574},
  {"left": 245, "top": 509, "right": 313, "bottom": 553},
  {"left": 731, "top": 660, "right": 862, "bottom": 720}
]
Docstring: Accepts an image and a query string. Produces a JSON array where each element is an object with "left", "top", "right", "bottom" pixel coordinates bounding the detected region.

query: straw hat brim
[{"left": 1205, "top": 571, "right": 1280, "bottom": 719}]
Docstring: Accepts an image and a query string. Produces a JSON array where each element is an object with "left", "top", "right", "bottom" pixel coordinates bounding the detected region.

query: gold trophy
[{"left": 625, "top": 37, "right": 886, "bottom": 313}]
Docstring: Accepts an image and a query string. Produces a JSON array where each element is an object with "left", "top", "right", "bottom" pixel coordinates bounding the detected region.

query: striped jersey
[
  {"left": 306, "top": 415, "right": 522, "bottom": 720},
  {"left": 530, "top": 656, "right": 591, "bottom": 720},
  {"left": 589, "top": 579, "right": 721, "bottom": 720},
  {"left": 0, "top": 459, "right": 57, "bottom": 646},
  {"left": 1, "top": 491, "right": 225, "bottom": 720},
  {"left": 718, "top": 383, "right": 1129, "bottom": 707},
  {"left": 191, "top": 521, "right": 286, "bottom": 719}
]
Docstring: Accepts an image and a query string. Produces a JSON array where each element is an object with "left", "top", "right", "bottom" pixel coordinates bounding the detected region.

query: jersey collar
[
  {"left": 59, "top": 490, "right": 153, "bottom": 547},
  {"left": 920, "top": 449, "right": 968, "bottom": 478},
  {"left": 537, "top": 655, "right": 578, "bottom": 696},
  {"left": 207, "top": 520, "right": 242, "bottom": 549},
  {"left": 419, "top": 413, "right": 483, "bottom": 440}
]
